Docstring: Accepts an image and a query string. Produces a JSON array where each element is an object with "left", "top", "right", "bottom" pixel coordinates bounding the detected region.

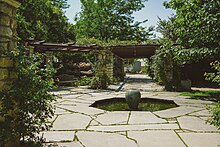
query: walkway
[{"left": 43, "top": 74, "right": 220, "bottom": 147}]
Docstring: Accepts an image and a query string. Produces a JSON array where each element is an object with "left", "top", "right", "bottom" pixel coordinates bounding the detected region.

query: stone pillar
[
  {"left": 0, "top": 0, "right": 20, "bottom": 90},
  {"left": 105, "top": 51, "right": 113, "bottom": 82},
  {"left": 113, "top": 55, "right": 125, "bottom": 81}
]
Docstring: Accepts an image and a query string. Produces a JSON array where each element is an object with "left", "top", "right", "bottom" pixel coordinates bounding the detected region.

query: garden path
[{"left": 42, "top": 74, "right": 220, "bottom": 147}]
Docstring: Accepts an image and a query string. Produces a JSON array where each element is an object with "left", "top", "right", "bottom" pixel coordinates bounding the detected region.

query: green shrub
[
  {"left": 209, "top": 103, "right": 220, "bottom": 129},
  {"left": 205, "top": 61, "right": 220, "bottom": 129},
  {"left": 90, "top": 72, "right": 110, "bottom": 89},
  {"left": 0, "top": 46, "right": 56, "bottom": 146}
]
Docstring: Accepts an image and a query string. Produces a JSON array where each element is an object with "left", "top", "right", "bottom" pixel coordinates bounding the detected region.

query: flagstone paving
[{"left": 43, "top": 74, "right": 220, "bottom": 147}]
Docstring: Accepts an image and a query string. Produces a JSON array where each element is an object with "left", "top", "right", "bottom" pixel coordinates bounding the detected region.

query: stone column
[
  {"left": 0, "top": 0, "right": 20, "bottom": 90},
  {"left": 113, "top": 56, "right": 125, "bottom": 81},
  {"left": 105, "top": 51, "right": 113, "bottom": 82}
]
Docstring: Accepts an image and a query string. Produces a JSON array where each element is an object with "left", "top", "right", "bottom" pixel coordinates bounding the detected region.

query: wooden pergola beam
[
  {"left": 27, "top": 40, "right": 101, "bottom": 53},
  {"left": 27, "top": 40, "right": 160, "bottom": 58}
]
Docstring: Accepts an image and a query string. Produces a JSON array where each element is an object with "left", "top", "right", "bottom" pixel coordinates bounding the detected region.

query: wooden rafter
[
  {"left": 27, "top": 40, "right": 159, "bottom": 58},
  {"left": 27, "top": 40, "right": 101, "bottom": 53}
]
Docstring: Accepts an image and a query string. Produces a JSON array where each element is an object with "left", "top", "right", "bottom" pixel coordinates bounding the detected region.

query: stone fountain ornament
[{"left": 125, "top": 89, "right": 141, "bottom": 110}]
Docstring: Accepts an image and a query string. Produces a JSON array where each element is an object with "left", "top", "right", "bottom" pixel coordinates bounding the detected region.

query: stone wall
[{"left": 0, "top": 0, "right": 20, "bottom": 90}]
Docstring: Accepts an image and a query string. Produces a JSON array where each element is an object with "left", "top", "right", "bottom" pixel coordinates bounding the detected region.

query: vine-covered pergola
[
  {"left": 27, "top": 40, "right": 159, "bottom": 83},
  {"left": 27, "top": 40, "right": 159, "bottom": 58}
]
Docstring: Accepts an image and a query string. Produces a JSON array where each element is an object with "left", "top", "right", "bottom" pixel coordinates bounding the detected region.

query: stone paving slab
[
  {"left": 56, "top": 100, "right": 77, "bottom": 106},
  {"left": 54, "top": 107, "right": 72, "bottom": 115},
  {"left": 40, "top": 131, "right": 75, "bottom": 142},
  {"left": 77, "top": 131, "right": 138, "bottom": 147},
  {"left": 46, "top": 74, "right": 220, "bottom": 146},
  {"left": 61, "top": 94, "right": 83, "bottom": 99},
  {"left": 179, "top": 133, "right": 220, "bottom": 147},
  {"left": 150, "top": 92, "right": 181, "bottom": 98},
  {"left": 189, "top": 109, "right": 211, "bottom": 117},
  {"left": 128, "top": 130, "right": 185, "bottom": 147},
  {"left": 175, "top": 99, "right": 213, "bottom": 106},
  {"left": 95, "top": 111, "right": 129, "bottom": 125},
  {"left": 128, "top": 112, "right": 167, "bottom": 124},
  {"left": 52, "top": 113, "right": 91, "bottom": 130},
  {"left": 57, "top": 100, "right": 92, "bottom": 107},
  {"left": 44, "top": 142, "right": 82, "bottom": 147},
  {"left": 80, "top": 95, "right": 115, "bottom": 101},
  {"left": 87, "top": 124, "right": 179, "bottom": 132},
  {"left": 57, "top": 105, "right": 105, "bottom": 115},
  {"left": 178, "top": 116, "right": 219, "bottom": 132},
  {"left": 48, "top": 115, "right": 58, "bottom": 123},
  {"left": 154, "top": 106, "right": 202, "bottom": 118},
  {"left": 90, "top": 120, "right": 100, "bottom": 126},
  {"left": 65, "top": 99, "right": 94, "bottom": 104}
]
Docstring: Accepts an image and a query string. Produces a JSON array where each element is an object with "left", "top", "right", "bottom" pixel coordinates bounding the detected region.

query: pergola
[
  {"left": 27, "top": 40, "right": 159, "bottom": 59},
  {"left": 110, "top": 44, "right": 159, "bottom": 59},
  {"left": 27, "top": 40, "right": 101, "bottom": 53},
  {"left": 27, "top": 40, "right": 159, "bottom": 83}
]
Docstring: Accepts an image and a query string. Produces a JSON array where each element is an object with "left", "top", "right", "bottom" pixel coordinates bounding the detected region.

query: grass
[{"left": 181, "top": 90, "right": 220, "bottom": 102}]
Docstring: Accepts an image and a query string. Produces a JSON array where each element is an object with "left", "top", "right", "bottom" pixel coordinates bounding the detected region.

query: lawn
[{"left": 181, "top": 90, "right": 220, "bottom": 102}]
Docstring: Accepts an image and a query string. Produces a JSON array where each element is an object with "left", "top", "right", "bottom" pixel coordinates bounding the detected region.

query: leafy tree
[
  {"left": 52, "top": 0, "right": 69, "bottom": 9},
  {"left": 154, "top": 0, "right": 220, "bottom": 89},
  {"left": 155, "top": 0, "right": 220, "bottom": 128},
  {"left": 157, "top": 16, "right": 177, "bottom": 42},
  {"left": 205, "top": 61, "right": 220, "bottom": 86},
  {"left": 75, "top": 0, "right": 153, "bottom": 42},
  {"left": 163, "top": 0, "right": 220, "bottom": 48},
  {"left": 17, "top": 0, "right": 75, "bottom": 43}
]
